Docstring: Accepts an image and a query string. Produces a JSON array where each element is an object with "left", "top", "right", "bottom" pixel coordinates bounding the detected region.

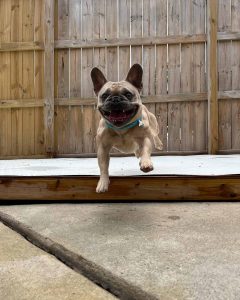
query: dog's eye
[
  {"left": 125, "top": 92, "right": 133, "bottom": 100},
  {"left": 101, "top": 93, "right": 109, "bottom": 101}
]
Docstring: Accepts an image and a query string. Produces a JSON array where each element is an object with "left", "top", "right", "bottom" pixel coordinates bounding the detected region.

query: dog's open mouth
[{"left": 100, "top": 105, "right": 139, "bottom": 127}]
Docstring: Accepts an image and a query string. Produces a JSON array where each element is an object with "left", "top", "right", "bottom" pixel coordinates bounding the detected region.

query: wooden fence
[{"left": 0, "top": 0, "right": 240, "bottom": 158}]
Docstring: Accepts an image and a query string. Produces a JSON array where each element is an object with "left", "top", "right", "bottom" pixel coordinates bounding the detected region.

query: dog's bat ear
[
  {"left": 91, "top": 67, "right": 107, "bottom": 95},
  {"left": 125, "top": 64, "right": 143, "bottom": 92}
]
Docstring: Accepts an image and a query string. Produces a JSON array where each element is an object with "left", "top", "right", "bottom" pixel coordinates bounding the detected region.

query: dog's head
[{"left": 91, "top": 64, "right": 143, "bottom": 127}]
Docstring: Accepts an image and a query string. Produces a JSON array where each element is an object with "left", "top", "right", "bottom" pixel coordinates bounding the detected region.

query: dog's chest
[{"left": 112, "top": 132, "right": 138, "bottom": 153}]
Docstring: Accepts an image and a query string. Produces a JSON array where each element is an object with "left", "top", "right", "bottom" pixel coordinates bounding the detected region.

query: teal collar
[{"left": 105, "top": 116, "right": 144, "bottom": 130}]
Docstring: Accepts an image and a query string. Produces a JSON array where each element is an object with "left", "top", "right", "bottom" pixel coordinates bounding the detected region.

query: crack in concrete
[{"left": 0, "top": 211, "right": 159, "bottom": 300}]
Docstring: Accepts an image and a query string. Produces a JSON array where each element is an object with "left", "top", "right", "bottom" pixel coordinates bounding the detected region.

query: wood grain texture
[
  {"left": 10, "top": 0, "right": 23, "bottom": 156},
  {"left": 130, "top": 0, "right": 142, "bottom": 66},
  {"left": 44, "top": 0, "right": 55, "bottom": 155},
  {"left": 0, "top": 42, "right": 44, "bottom": 52},
  {"left": 180, "top": 0, "right": 194, "bottom": 151},
  {"left": 155, "top": 0, "right": 168, "bottom": 151},
  {"left": 1, "top": 175, "right": 240, "bottom": 201},
  {"left": 21, "top": 0, "right": 34, "bottom": 156},
  {"left": 69, "top": 0, "right": 82, "bottom": 154},
  {"left": 167, "top": 0, "right": 181, "bottom": 151},
  {"left": 34, "top": 0, "right": 44, "bottom": 155},
  {"left": 55, "top": 0, "right": 70, "bottom": 154},
  {"left": 231, "top": 0, "right": 240, "bottom": 150},
  {"left": 207, "top": 0, "right": 218, "bottom": 154},
  {"left": 192, "top": 0, "right": 207, "bottom": 151},
  {"left": 81, "top": 0, "right": 94, "bottom": 154}
]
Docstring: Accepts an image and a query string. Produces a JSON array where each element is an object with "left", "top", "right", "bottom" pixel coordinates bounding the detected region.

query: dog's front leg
[
  {"left": 139, "top": 137, "right": 153, "bottom": 173},
  {"left": 96, "top": 143, "right": 111, "bottom": 193}
]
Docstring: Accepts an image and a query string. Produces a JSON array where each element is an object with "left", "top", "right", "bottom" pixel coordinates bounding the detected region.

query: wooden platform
[{"left": 1, "top": 156, "right": 240, "bottom": 201}]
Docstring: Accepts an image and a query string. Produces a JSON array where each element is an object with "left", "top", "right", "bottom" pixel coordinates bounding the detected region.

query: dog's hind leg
[{"left": 153, "top": 135, "right": 163, "bottom": 150}]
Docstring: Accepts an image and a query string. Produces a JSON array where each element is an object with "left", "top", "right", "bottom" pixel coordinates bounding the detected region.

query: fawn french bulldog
[{"left": 91, "top": 64, "right": 163, "bottom": 193}]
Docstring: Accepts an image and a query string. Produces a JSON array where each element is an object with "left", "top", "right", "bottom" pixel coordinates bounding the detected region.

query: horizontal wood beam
[
  {"left": 55, "top": 34, "right": 207, "bottom": 49},
  {"left": 0, "top": 90, "right": 239, "bottom": 109},
  {"left": 218, "top": 90, "right": 240, "bottom": 99},
  {"left": 217, "top": 31, "right": 240, "bottom": 41},
  {"left": 0, "top": 42, "right": 44, "bottom": 52},
  {"left": 1, "top": 175, "right": 240, "bottom": 201},
  {"left": 0, "top": 99, "right": 45, "bottom": 108},
  {"left": 1, "top": 92, "right": 237, "bottom": 112},
  {"left": 0, "top": 32, "right": 238, "bottom": 53},
  {"left": 54, "top": 32, "right": 240, "bottom": 50},
  {"left": 55, "top": 93, "right": 208, "bottom": 106}
]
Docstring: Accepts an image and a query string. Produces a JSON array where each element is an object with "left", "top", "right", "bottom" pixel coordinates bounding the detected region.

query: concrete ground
[
  {"left": 0, "top": 222, "right": 115, "bottom": 300},
  {"left": 1, "top": 202, "right": 240, "bottom": 299}
]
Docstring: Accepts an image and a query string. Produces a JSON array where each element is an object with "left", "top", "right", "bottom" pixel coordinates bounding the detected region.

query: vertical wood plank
[
  {"left": 217, "top": 0, "right": 232, "bottom": 151},
  {"left": 118, "top": 0, "right": 130, "bottom": 79},
  {"left": 155, "top": 0, "right": 168, "bottom": 151},
  {"left": 69, "top": 0, "right": 83, "bottom": 154},
  {"left": 180, "top": 0, "right": 194, "bottom": 151},
  {"left": 10, "top": 0, "right": 23, "bottom": 156},
  {"left": 142, "top": 0, "right": 156, "bottom": 117},
  {"left": 168, "top": 0, "right": 181, "bottom": 151},
  {"left": 207, "top": 0, "right": 218, "bottom": 154},
  {"left": 22, "top": 0, "right": 35, "bottom": 156},
  {"left": 69, "top": 0, "right": 81, "bottom": 98},
  {"left": 55, "top": 0, "right": 70, "bottom": 154},
  {"left": 44, "top": 0, "right": 55, "bottom": 155},
  {"left": 0, "top": 0, "right": 11, "bottom": 156},
  {"left": 82, "top": 0, "right": 94, "bottom": 153},
  {"left": 130, "top": 0, "right": 142, "bottom": 65},
  {"left": 192, "top": 0, "right": 207, "bottom": 151},
  {"left": 231, "top": 0, "right": 240, "bottom": 150},
  {"left": 106, "top": 0, "right": 118, "bottom": 81},
  {"left": 34, "top": 0, "right": 44, "bottom": 155}
]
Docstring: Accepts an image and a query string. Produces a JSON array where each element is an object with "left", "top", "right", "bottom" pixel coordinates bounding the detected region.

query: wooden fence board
[
  {"left": 168, "top": 0, "right": 181, "bottom": 151},
  {"left": 130, "top": 0, "right": 142, "bottom": 66},
  {"left": 180, "top": 0, "right": 194, "bottom": 151},
  {"left": 231, "top": 0, "right": 240, "bottom": 150},
  {"left": 142, "top": 0, "right": 156, "bottom": 121},
  {"left": 208, "top": 0, "right": 218, "bottom": 154},
  {"left": 0, "top": 1, "right": 11, "bottom": 156},
  {"left": 34, "top": 0, "right": 44, "bottom": 155},
  {"left": 81, "top": 0, "right": 94, "bottom": 154},
  {"left": 22, "top": 0, "right": 35, "bottom": 156},
  {"left": 218, "top": 0, "right": 232, "bottom": 150},
  {"left": 10, "top": 0, "right": 23, "bottom": 156},
  {"left": 155, "top": 0, "right": 168, "bottom": 151},
  {"left": 44, "top": 0, "right": 54, "bottom": 155},
  {"left": 192, "top": 0, "right": 207, "bottom": 151}
]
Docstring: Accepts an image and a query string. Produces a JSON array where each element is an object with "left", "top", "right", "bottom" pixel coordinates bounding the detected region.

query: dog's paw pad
[{"left": 96, "top": 178, "right": 110, "bottom": 193}]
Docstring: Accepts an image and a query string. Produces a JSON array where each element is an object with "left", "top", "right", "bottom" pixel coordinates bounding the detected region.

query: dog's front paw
[
  {"left": 96, "top": 177, "right": 110, "bottom": 193},
  {"left": 140, "top": 160, "right": 154, "bottom": 173}
]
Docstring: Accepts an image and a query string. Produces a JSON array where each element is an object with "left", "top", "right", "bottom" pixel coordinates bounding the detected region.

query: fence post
[
  {"left": 207, "top": 0, "right": 218, "bottom": 154},
  {"left": 44, "top": 0, "right": 55, "bottom": 156}
]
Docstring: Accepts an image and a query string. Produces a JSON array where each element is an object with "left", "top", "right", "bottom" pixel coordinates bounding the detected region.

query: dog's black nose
[{"left": 111, "top": 96, "right": 121, "bottom": 103}]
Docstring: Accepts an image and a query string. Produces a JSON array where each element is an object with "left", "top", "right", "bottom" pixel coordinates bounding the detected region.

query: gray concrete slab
[
  {"left": 1, "top": 203, "right": 240, "bottom": 299},
  {"left": 1, "top": 155, "right": 240, "bottom": 176},
  {"left": 0, "top": 222, "right": 116, "bottom": 300}
]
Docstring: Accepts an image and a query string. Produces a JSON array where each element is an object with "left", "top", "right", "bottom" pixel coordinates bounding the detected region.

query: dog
[{"left": 91, "top": 64, "right": 163, "bottom": 193}]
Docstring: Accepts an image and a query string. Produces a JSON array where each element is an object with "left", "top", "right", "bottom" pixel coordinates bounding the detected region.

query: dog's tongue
[{"left": 109, "top": 112, "right": 127, "bottom": 122}]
